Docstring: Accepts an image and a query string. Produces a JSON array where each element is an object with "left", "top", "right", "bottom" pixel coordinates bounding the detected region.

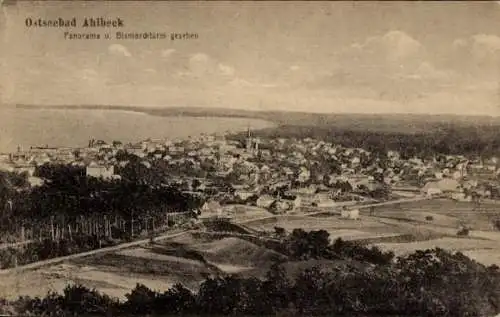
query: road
[
  {"left": 0, "top": 240, "right": 35, "bottom": 250},
  {"left": 0, "top": 230, "right": 191, "bottom": 275}
]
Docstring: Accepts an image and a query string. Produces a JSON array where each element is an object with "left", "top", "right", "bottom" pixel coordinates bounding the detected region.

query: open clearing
[
  {"left": 0, "top": 262, "right": 178, "bottom": 300},
  {"left": 370, "top": 199, "right": 500, "bottom": 230},
  {"left": 374, "top": 237, "right": 500, "bottom": 255},
  {"left": 248, "top": 215, "right": 392, "bottom": 233},
  {"left": 246, "top": 214, "right": 441, "bottom": 243},
  {"left": 368, "top": 199, "right": 500, "bottom": 265},
  {"left": 327, "top": 229, "right": 403, "bottom": 242},
  {"left": 463, "top": 250, "right": 500, "bottom": 267},
  {"left": 222, "top": 205, "right": 274, "bottom": 223}
]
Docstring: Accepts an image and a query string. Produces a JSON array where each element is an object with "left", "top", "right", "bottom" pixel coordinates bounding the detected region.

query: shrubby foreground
[{"left": 1, "top": 231, "right": 499, "bottom": 317}]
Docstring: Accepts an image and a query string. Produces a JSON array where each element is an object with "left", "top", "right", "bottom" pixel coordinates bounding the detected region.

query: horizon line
[{"left": 6, "top": 103, "right": 500, "bottom": 119}]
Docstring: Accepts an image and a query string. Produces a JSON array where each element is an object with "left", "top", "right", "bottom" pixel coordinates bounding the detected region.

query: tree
[
  {"left": 155, "top": 283, "right": 195, "bottom": 314},
  {"left": 124, "top": 283, "right": 157, "bottom": 315},
  {"left": 192, "top": 179, "right": 201, "bottom": 191},
  {"left": 72, "top": 149, "right": 81, "bottom": 160},
  {"left": 285, "top": 229, "right": 331, "bottom": 260},
  {"left": 333, "top": 180, "right": 352, "bottom": 193},
  {"left": 261, "top": 262, "right": 292, "bottom": 313},
  {"left": 62, "top": 284, "right": 118, "bottom": 316},
  {"left": 274, "top": 226, "right": 287, "bottom": 238},
  {"left": 112, "top": 140, "right": 123, "bottom": 148},
  {"left": 197, "top": 276, "right": 244, "bottom": 315}
]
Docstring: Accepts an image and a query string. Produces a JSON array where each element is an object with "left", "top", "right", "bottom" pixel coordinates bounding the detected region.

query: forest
[
  {"left": 0, "top": 163, "right": 202, "bottom": 269},
  {"left": 232, "top": 124, "right": 500, "bottom": 159}
]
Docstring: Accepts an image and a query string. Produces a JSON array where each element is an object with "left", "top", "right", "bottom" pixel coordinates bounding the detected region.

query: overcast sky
[{"left": 2, "top": 1, "right": 500, "bottom": 115}]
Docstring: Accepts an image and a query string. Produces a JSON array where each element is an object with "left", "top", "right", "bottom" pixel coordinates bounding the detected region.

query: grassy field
[
  {"left": 246, "top": 214, "right": 421, "bottom": 242},
  {"left": 368, "top": 199, "right": 500, "bottom": 265},
  {"left": 0, "top": 262, "right": 179, "bottom": 300},
  {"left": 370, "top": 199, "right": 500, "bottom": 229},
  {"left": 241, "top": 199, "right": 500, "bottom": 266},
  {"left": 222, "top": 205, "right": 274, "bottom": 223},
  {"left": 247, "top": 215, "right": 390, "bottom": 232},
  {"left": 375, "top": 237, "right": 500, "bottom": 256}
]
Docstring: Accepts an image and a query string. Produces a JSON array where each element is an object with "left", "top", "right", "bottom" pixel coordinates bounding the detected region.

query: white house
[
  {"left": 425, "top": 187, "right": 443, "bottom": 196},
  {"left": 256, "top": 195, "right": 275, "bottom": 209},
  {"left": 451, "top": 192, "right": 472, "bottom": 202},
  {"left": 452, "top": 170, "right": 462, "bottom": 180},
  {"left": 201, "top": 200, "right": 222, "bottom": 214},
  {"left": 340, "top": 208, "right": 360, "bottom": 220},
  {"left": 86, "top": 164, "right": 115, "bottom": 180},
  {"left": 235, "top": 190, "right": 255, "bottom": 201},
  {"left": 28, "top": 176, "right": 44, "bottom": 187},
  {"left": 312, "top": 193, "right": 336, "bottom": 207},
  {"left": 297, "top": 167, "right": 311, "bottom": 183},
  {"left": 315, "top": 199, "right": 336, "bottom": 208},
  {"left": 422, "top": 178, "right": 460, "bottom": 196}
]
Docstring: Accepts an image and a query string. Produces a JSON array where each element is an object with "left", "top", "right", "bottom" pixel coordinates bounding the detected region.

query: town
[
  {"left": 1, "top": 126, "right": 498, "bottom": 213},
  {"left": 0, "top": 124, "right": 498, "bottom": 258}
]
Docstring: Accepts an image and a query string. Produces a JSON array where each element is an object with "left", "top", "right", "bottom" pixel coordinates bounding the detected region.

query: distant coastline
[
  {"left": 14, "top": 104, "right": 500, "bottom": 134},
  {"left": 14, "top": 104, "right": 273, "bottom": 121},
  {"left": 16, "top": 103, "right": 500, "bottom": 120}
]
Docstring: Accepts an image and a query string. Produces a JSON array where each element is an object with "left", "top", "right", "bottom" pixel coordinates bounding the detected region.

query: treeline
[
  {"left": 0, "top": 163, "right": 202, "bottom": 233},
  {"left": 236, "top": 124, "right": 500, "bottom": 158},
  {"left": 2, "top": 235, "right": 499, "bottom": 316},
  {"left": 0, "top": 163, "right": 202, "bottom": 268}
]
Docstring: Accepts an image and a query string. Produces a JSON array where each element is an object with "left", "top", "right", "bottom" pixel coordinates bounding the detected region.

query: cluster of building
[{"left": 0, "top": 128, "right": 499, "bottom": 213}]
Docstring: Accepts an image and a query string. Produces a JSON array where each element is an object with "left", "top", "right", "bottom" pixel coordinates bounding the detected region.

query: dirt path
[{"left": 0, "top": 230, "right": 191, "bottom": 276}]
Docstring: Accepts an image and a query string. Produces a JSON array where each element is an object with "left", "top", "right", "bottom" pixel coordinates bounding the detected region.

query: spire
[{"left": 246, "top": 123, "right": 252, "bottom": 152}]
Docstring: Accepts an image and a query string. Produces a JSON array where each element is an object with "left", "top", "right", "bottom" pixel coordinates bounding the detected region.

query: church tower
[{"left": 246, "top": 125, "right": 252, "bottom": 152}]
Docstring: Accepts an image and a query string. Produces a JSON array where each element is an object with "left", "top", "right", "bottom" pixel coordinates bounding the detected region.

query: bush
[
  {"left": 457, "top": 228, "right": 469, "bottom": 236},
  {"left": 281, "top": 229, "right": 394, "bottom": 265},
  {"left": 493, "top": 219, "right": 500, "bottom": 231}
]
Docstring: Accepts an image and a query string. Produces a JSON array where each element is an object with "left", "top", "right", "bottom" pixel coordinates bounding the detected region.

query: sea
[{"left": 0, "top": 108, "right": 275, "bottom": 153}]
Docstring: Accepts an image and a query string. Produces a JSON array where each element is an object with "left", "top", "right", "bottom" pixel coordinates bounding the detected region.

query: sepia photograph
[{"left": 2, "top": 1, "right": 500, "bottom": 316}]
